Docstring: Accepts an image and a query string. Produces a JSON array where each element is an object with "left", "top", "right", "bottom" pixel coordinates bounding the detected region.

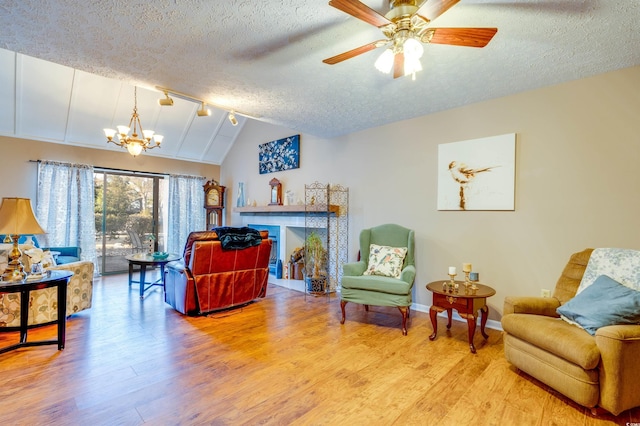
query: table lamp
[{"left": 0, "top": 198, "right": 46, "bottom": 281}]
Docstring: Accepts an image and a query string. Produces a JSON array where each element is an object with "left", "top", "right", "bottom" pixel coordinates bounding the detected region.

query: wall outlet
[{"left": 541, "top": 289, "right": 551, "bottom": 298}]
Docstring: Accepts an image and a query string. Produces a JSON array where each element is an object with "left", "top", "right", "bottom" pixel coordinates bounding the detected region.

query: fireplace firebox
[{"left": 249, "top": 224, "right": 279, "bottom": 274}]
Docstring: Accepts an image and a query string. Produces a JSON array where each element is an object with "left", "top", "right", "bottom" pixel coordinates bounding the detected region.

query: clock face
[{"left": 206, "top": 189, "right": 220, "bottom": 206}]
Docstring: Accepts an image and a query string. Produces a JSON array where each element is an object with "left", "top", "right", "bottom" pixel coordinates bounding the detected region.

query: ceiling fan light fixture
[
  {"left": 375, "top": 48, "right": 395, "bottom": 74},
  {"left": 197, "top": 102, "right": 211, "bottom": 117},
  {"left": 324, "top": 0, "right": 496, "bottom": 81},
  {"left": 404, "top": 55, "right": 423, "bottom": 80},
  {"left": 403, "top": 37, "right": 423, "bottom": 80},
  {"left": 228, "top": 111, "right": 238, "bottom": 126},
  {"left": 403, "top": 37, "right": 423, "bottom": 60}
]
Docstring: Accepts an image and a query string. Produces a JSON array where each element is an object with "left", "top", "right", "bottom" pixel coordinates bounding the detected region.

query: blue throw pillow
[{"left": 557, "top": 275, "right": 640, "bottom": 335}]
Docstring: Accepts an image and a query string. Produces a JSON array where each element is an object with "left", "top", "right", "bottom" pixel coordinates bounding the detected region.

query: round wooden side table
[{"left": 426, "top": 280, "right": 496, "bottom": 353}]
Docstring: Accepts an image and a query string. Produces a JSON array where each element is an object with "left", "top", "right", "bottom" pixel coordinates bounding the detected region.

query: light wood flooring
[{"left": 1, "top": 273, "right": 638, "bottom": 425}]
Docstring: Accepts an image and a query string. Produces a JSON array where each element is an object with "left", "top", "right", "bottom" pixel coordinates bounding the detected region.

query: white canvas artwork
[{"left": 437, "top": 133, "right": 516, "bottom": 211}]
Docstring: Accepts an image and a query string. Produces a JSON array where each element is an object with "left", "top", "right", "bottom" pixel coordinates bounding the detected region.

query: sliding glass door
[{"left": 94, "top": 171, "right": 167, "bottom": 274}]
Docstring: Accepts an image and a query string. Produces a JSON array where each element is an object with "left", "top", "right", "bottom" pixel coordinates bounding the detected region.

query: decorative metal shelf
[{"left": 304, "top": 182, "right": 349, "bottom": 296}]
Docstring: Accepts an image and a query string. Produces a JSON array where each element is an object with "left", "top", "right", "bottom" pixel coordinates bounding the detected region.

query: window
[{"left": 94, "top": 171, "right": 167, "bottom": 274}]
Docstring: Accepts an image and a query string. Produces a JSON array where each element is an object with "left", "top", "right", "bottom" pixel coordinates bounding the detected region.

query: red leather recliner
[{"left": 164, "top": 230, "right": 272, "bottom": 315}]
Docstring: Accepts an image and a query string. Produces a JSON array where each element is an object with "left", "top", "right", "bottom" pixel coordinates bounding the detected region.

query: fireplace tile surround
[{"left": 244, "top": 215, "right": 307, "bottom": 280}]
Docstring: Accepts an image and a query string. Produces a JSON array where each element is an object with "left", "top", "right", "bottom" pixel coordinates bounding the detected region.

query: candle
[
  {"left": 462, "top": 263, "right": 472, "bottom": 273},
  {"left": 448, "top": 266, "right": 456, "bottom": 275},
  {"left": 469, "top": 272, "right": 479, "bottom": 281}
]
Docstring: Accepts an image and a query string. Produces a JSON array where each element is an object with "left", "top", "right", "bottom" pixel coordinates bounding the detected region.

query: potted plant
[{"left": 304, "top": 230, "right": 327, "bottom": 293}]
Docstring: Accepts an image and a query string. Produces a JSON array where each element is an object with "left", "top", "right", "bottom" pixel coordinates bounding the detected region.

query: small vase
[
  {"left": 237, "top": 182, "right": 245, "bottom": 207},
  {"left": 23, "top": 235, "right": 35, "bottom": 247}
]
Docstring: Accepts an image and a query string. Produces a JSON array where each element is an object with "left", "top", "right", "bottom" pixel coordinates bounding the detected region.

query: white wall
[{"left": 222, "top": 65, "right": 640, "bottom": 319}]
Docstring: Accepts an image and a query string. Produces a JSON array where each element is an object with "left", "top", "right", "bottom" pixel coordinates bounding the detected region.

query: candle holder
[
  {"left": 448, "top": 273, "right": 457, "bottom": 293},
  {"left": 463, "top": 271, "right": 472, "bottom": 290}
]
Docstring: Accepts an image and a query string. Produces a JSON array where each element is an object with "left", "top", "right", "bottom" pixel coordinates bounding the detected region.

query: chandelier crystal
[{"left": 104, "top": 87, "right": 163, "bottom": 157}]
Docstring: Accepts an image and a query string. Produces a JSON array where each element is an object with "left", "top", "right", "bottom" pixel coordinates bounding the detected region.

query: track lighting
[
  {"left": 154, "top": 86, "right": 260, "bottom": 121},
  {"left": 197, "top": 102, "right": 211, "bottom": 117},
  {"left": 228, "top": 111, "right": 238, "bottom": 126},
  {"left": 158, "top": 91, "right": 174, "bottom": 106}
]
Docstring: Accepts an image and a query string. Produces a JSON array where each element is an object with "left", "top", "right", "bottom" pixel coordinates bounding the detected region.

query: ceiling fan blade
[
  {"left": 428, "top": 28, "right": 498, "bottom": 48},
  {"left": 393, "top": 52, "right": 405, "bottom": 79},
  {"left": 329, "top": 0, "right": 393, "bottom": 28},
  {"left": 323, "top": 39, "right": 388, "bottom": 65},
  {"left": 415, "top": 0, "right": 460, "bottom": 22}
]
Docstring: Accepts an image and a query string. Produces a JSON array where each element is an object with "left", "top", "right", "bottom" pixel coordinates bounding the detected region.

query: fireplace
[
  {"left": 249, "top": 224, "right": 279, "bottom": 274},
  {"left": 240, "top": 215, "right": 308, "bottom": 283}
]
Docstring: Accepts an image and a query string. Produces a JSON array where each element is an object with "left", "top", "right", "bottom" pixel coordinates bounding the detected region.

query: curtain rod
[{"left": 29, "top": 160, "right": 169, "bottom": 177}]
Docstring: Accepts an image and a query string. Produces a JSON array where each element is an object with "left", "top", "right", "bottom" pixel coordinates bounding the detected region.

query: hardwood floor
[{"left": 0, "top": 273, "right": 638, "bottom": 425}]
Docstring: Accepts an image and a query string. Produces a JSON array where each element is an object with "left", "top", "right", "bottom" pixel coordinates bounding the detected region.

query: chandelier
[{"left": 103, "top": 87, "right": 163, "bottom": 157}]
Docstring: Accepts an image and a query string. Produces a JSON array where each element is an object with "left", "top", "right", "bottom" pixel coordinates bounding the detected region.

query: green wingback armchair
[{"left": 340, "top": 224, "right": 416, "bottom": 335}]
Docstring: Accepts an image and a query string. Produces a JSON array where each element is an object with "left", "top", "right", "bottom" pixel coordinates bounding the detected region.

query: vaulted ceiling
[
  {"left": 0, "top": 49, "right": 246, "bottom": 164},
  {"left": 1, "top": 1, "right": 639, "bottom": 165}
]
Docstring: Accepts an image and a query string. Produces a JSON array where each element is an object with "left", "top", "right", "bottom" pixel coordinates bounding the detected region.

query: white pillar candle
[
  {"left": 462, "top": 263, "right": 472, "bottom": 273},
  {"left": 448, "top": 266, "right": 456, "bottom": 275}
]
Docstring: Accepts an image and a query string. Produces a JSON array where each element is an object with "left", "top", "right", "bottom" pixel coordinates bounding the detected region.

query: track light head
[
  {"left": 228, "top": 111, "right": 238, "bottom": 126},
  {"left": 158, "top": 91, "right": 174, "bottom": 106},
  {"left": 197, "top": 102, "right": 211, "bottom": 117}
]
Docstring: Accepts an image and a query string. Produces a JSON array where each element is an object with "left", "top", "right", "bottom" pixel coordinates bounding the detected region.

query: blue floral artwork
[{"left": 259, "top": 135, "right": 300, "bottom": 174}]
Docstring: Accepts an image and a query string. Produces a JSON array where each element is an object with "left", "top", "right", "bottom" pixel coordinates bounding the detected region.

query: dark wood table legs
[
  {"left": 0, "top": 271, "right": 72, "bottom": 355},
  {"left": 429, "top": 303, "right": 489, "bottom": 353}
]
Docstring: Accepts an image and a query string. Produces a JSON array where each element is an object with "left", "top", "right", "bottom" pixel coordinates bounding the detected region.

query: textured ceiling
[{"left": 0, "top": 0, "right": 639, "bottom": 163}]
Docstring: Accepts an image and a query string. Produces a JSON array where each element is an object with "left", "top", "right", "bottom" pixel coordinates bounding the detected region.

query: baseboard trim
[
  {"left": 412, "top": 302, "right": 503, "bottom": 332},
  {"left": 271, "top": 280, "right": 504, "bottom": 332}
]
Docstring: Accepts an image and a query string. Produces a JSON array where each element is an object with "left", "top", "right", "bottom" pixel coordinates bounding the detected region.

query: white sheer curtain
[
  {"left": 36, "top": 160, "right": 97, "bottom": 269},
  {"left": 166, "top": 174, "right": 206, "bottom": 254}
]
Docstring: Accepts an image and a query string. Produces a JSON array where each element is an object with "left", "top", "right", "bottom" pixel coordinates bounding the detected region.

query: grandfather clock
[{"left": 203, "top": 179, "right": 226, "bottom": 229}]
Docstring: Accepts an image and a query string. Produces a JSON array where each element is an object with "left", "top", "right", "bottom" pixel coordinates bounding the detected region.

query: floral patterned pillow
[
  {"left": 578, "top": 248, "right": 640, "bottom": 293},
  {"left": 363, "top": 244, "right": 408, "bottom": 279},
  {"left": 0, "top": 248, "right": 8, "bottom": 275}
]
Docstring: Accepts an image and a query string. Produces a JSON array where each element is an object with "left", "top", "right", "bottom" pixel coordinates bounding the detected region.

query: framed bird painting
[{"left": 437, "top": 133, "right": 516, "bottom": 211}]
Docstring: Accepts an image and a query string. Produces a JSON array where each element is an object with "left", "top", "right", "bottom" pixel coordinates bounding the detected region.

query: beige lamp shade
[{"left": 0, "top": 197, "right": 46, "bottom": 235}]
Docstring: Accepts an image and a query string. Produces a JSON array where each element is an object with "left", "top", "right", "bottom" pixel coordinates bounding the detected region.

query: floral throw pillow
[
  {"left": 363, "top": 244, "right": 408, "bottom": 279},
  {"left": 0, "top": 248, "right": 8, "bottom": 275}
]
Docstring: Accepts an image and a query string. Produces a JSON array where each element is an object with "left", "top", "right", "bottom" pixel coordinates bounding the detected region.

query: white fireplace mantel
[
  {"left": 233, "top": 205, "right": 340, "bottom": 215},
  {"left": 235, "top": 207, "right": 333, "bottom": 279}
]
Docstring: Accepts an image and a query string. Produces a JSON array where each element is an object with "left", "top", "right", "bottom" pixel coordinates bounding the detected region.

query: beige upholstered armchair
[
  {"left": 502, "top": 248, "right": 640, "bottom": 415},
  {"left": 0, "top": 260, "right": 94, "bottom": 328}
]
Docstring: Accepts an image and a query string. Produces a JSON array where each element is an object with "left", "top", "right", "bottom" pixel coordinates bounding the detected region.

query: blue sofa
[{"left": 0, "top": 234, "right": 81, "bottom": 265}]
